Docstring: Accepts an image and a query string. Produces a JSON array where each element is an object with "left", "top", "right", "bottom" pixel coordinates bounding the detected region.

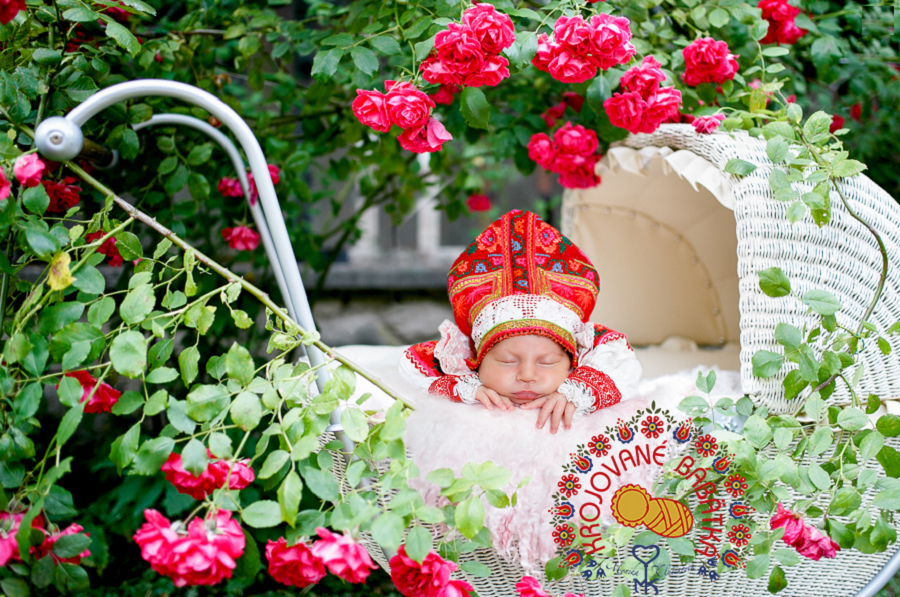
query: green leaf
[
  {"left": 114, "top": 231, "right": 143, "bottom": 261},
  {"left": 2, "top": 577, "right": 30, "bottom": 597},
  {"left": 829, "top": 487, "right": 861, "bottom": 515},
  {"left": 874, "top": 488, "right": 900, "bottom": 510},
  {"left": 879, "top": 446, "right": 900, "bottom": 478},
  {"left": 63, "top": 6, "right": 99, "bottom": 21},
  {"left": 110, "top": 390, "right": 143, "bottom": 416},
  {"left": 61, "top": 341, "right": 90, "bottom": 372},
  {"left": 743, "top": 415, "right": 772, "bottom": 449},
  {"left": 341, "top": 408, "right": 369, "bottom": 443},
  {"left": 23, "top": 185, "right": 49, "bottom": 215},
  {"left": 110, "top": 423, "right": 140, "bottom": 473},
  {"left": 38, "top": 303, "right": 84, "bottom": 335},
  {"left": 349, "top": 46, "right": 379, "bottom": 75},
  {"left": 837, "top": 407, "right": 868, "bottom": 431},
  {"left": 185, "top": 384, "right": 229, "bottom": 422},
  {"left": 405, "top": 526, "right": 433, "bottom": 563},
  {"left": 278, "top": 471, "right": 303, "bottom": 527},
  {"left": 832, "top": 159, "right": 866, "bottom": 178},
  {"left": 758, "top": 267, "right": 791, "bottom": 297},
  {"left": 768, "top": 566, "right": 787, "bottom": 593},
  {"left": 130, "top": 436, "right": 175, "bottom": 475},
  {"left": 801, "top": 289, "right": 841, "bottom": 315},
  {"left": 371, "top": 512, "right": 404, "bottom": 551},
  {"left": 708, "top": 6, "right": 729, "bottom": 27},
  {"left": 370, "top": 36, "right": 401, "bottom": 55},
  {"left": 752, "top": 350, "right": 784, "bottom": 378},
  {"left": 724, "top": 158, "right": 757, "bottom": 176},
  {"left": 181, "top": 438, "right": 208, "bottom": 476},
  {"left": 586, "top": 74, "right": 612, "bottom": 114},
  {"left": 87, "top": 297, "right": 115, "bottom": 327},
  {"left": 803, "top": 110, "right": 834, "bottom": 141},
  {"left": 302, "top": 467, "right": 340, "bottom": 501},
  {"left": 311, "top": 49, "right": 343, "bottom": 81},
  {"left": 226, "top": 342, "right": 255, "bottom": 387},
  {"left": 178, "top": 346, "right": 200, "bottom": 386},
  {"left": 233, "top": 527, "right": 261, "bottom": 579},
  {"left": 231, "top": 391, "right": 263, "bottom": 431},
  {"left": 260, "top": 450, "right": 289, "bottom": 479},
  {"left": 878, "top": 414, "right": 900, "bottom": 438},
  {"left": 72, "top": 264, "right": 105, "bottom": 295},
  {"left": 24, "top": 228, "right": 60, "bottom": 258},
  {"left": 120, "top": 284, "right": 156, "bottom": 325},
  {"left": 808, "top": 463, "right": 831, "bottom": 490},
  {"left": 186, "top": 143, "right": 213, "bottom": 166},
  {"left": 145, "top": 367, "right": 177, "bottom": 384},
  {"left": 50, "top": 532, "right": 90, "bottom": 559},
  {"left": 455, "top": 495, "right": 484, "bottom": 539},
  {"left": 381, "top": 400, "right": 406, "bottom": 441},
  {"left": 807, "top": 426, "right": 833, "bottom": 456},
  {"left": 746, "top": 553, "right": 770, "bottom": 579},
  {"left": 110, "top": 331, "right": 147, "bottom": 378},
  {"left": 460, "top": 87, "right": 491, "bottom": 130},
  {"left": 414, "top": 36, "right": 436, "bottom": 62},
  {"left": 102, "top": 17, "right": 141, "bottom": 56},
  {"left": 242, "top": 500, "right": 283, "bottom": 528}
]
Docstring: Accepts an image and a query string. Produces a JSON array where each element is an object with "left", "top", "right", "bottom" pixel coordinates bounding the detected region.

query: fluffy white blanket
[{"left": 404, "top": 366, "right": 742, "bottom": 575}]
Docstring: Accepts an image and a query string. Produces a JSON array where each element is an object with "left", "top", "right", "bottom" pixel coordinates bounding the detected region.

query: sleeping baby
[{"left": 400, "top": 209, "right": 642, "bottom": 434}]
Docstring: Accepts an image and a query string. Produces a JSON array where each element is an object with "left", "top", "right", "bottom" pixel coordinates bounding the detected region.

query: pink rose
[
  {"left": 434, "top": 23, "right": 486, "bottom": 81},
  {"left": 84, "top": 231, "right": 123, "bottom": 267},
  {"left": 548, "top": 50, "right": 596, "bottom": 84},
  {"left": 642, "top": 86, "right": 683, "bottom": 132},
  {"left": 527, "top": 133, "right": 557, "bottom": 169},
  {"left": 558, "top": 157, "right": 600, "bottom": 189},
  {"left": 14, "top": 154, "right": 45, "bottom": 188},
  {"left": 352, "top": 89, "right": 392, "bottom": 133},
  {"left": 463, "top": 54, "right": 510, "bottom": 87},
  {"left": 588, "top": 13, "right": 636, "bottom": 69},
  {"left": 0, "top": 0, "right": 26, "bottom": 25},
  {"left": 389, "top": 544, "right": 469, "bottom": 597},
  {"left": 246, "top": 163, "right": 280, "bottom": 205},
  {"left": 420, "top": 56, "right": 463, "bottom": 86},
  {"left": 541, "top": 102, "right": 566, "bottom": 128},
  {"left": 621, "top": 55, "right": 666, "bottom": 98},
  {"left": 61, "top": 370, "right": 121, "bottom": 414},
  {"left": 134, "top": 510, "right": 182, "bottom": 579},
  {"left": 0, "top": 512, "right": 43, "bottom": 567},
  {"left": 553, "top": 15, "right": 594, "bottom": 56},
  {"left": 604, "top": 91, "right": 649, "bottom": 134},
  {"left": 562, "top": 92, "right": 584, "bottom": 113},
  {"left": 682, "top": 37, "right": 739, "bottom": 86},
  {"left": 43, "top": 177, "right": 81, "bottom": 213},
  {"left": 759, "top": 0, "right": 800, "bottom": 22},
  {"left": 266, "top": 538, "right": 327, "bottom": 588},
  {"left": 310, "top": 527, "right": 377, "bottom": 584},
  {"left": 805, "top": 527, "right": 840, "bottom": 560},
  {"left": 763, "top": 18, "right": 807, "bottom": 44},
  {"left": 515, "top": 576, "right": 552, "bottom": 597},
  {"left": 466, "top": 194, "right": 491, "bottom": 212},
  {"left": 397, "top": 118, "right": 453, "bottom": 153},
  {"left": 0, "top": 169, "right": 9, "bottom": 200},
  {"left": 385, "top": 81, "right": 434, "bottom": 129},
  {"left": 830, "top": 115, "right": 845, "bottom": 133},
  {"left": 161, "top": 453, "right": 219, "bottom": 500},
  {"left": 461, "top": 3, "right": 515, "bottom": 54},
  {"left": 428, "top": 84, "right": 460, "bottom": 105},
  {"left": 443, "top": 580, "right": 476, "bottom": 597},
  {"left": 531, "top": 33, "right": 558, "bottom": 73},
  {"left": 554, "top": 122, "right": 599, "bottom": 157},
  {"left": 692, "top": 113, "right": 726, "bottom": 134},
  {"left": 32, "top": 524, "right": 91, "bottom": 564},
  {"left": 221, "top": 226, "right": 260, "bottom": 251},
  {"left": 217, "top": 176, "right": 243, "bottom": 198},
  {"left": 169, "top": 510, "right": 245, "bottom": 586},
  {"left": 208, "top": 458, "right": 255, "bottom": 491}
]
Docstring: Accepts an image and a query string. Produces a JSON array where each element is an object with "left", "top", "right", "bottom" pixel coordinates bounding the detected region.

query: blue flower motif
[
  {"left": 474, "top": 263, "right": 487, "bottom": 273},
  {"left": 512, "top": 240, "right": 522, "bottom": 252}
]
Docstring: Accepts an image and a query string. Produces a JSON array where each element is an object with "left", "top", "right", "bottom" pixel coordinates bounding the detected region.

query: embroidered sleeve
[
  {"left": 428, "top": 374, "right": 482, "bottom": 404},
  {"left": 580, "top": 330, "right": 642, "bottom": 400},
  {"left": 558, "top": 367, "right": 622, "bottom": 420},
  {"left": 399, "top": 341, "right": 442, "bottom": 390}
]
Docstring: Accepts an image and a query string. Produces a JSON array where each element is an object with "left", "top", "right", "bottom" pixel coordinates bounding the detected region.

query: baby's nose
[{"left": 517, "top": 363, "right": 537, "bottom": 382}]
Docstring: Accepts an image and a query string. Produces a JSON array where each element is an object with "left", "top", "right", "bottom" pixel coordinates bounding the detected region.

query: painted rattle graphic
[{"left": 610, "top": 484, "right": 693, "bottom": 537}]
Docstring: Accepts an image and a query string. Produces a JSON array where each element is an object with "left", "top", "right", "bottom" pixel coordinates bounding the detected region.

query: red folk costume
[{"left": 399, "top": 210, "right": 642, "bottom": 420}]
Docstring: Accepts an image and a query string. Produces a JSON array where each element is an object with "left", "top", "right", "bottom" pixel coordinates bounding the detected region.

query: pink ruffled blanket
[{"left": 404, "top": 366, "right": 741, "bottom": 575}]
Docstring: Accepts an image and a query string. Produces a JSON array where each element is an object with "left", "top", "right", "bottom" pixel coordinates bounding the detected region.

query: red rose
[
  {"left": 266, "top": 538, "right": 327, "bottom": 588},
  {"left": 461, "top": 3, "right": 515, "bottom": 54},
  {"left": 553, "top": 15, "right": 593, "bottom": 56},
  {"left": 0, "top": 512, "right": 44, "bottom": 567},
  {"left": 558, "top": 157, "right": 600, "bottom": 189},
  {"left": 428, "top": 84, "right": 460, "bottom": 105},
  {"left": 762, "top": 18, "right": 807, "bottom": 44},
  {"left": 420, "top": 56, "right": 462, "bottom": 86},
  {"left": 759, "top": 0, "right": 800, "bottom": 22},
  {"left": 682, "top": 37, "right": 739, "bottom": 86},
  {"left": 397, "top": 118, "right": 453, "bottom": 153},
  {"left": 0, "top": 0, "right": 25, "bottom": 25},
  {"left": 13, "top": 154, "right": 44, "bottom": 188},
  {"left": 246, "top": 163, "right": 280, "bottom": 206},
  {"left": 466, "top": 194, "right": 491, "bottom": 212},
  {"left": 531, "top": 33, "right": 558, "bottom": 73},
  {"left": 389, "top": 544, "right": 471, "bottom": 597},
  {"left": 692, "top": 113, "right": 726, "bottom": 134},
  {"left": 161, "top": 453, "right": 219, "bottom": 500},
  {"left": 553, "top": 122, "right": 599, "bottom": 159},
  {"left": 463, "top": 54, "right": 510, "bottom": 87},
  {"left": 516, "top": 576, "right": 553, "bottom": 597},
  {"left": 217, "top": 176, "right": 243, "bottom": 198},
  {"left": 62, "top": 370, "right": 121, "bottom": 414},
  {"left": 642, "top": 87, "right": 682, "bottom": 132},
  {"left": 84, "top": 231, "right": 124, "bottom": 267},
  {"left": 621, "top": 55, "right": 666, "bottom": 98},
  {"left": 850, "top": 102, "right": 862, "bottom": 122},
  {"left": 310, "top": 527, "right": 377, "bottom": 584},
  {"left": 562, "top": 92, "right": 584, "bottom": 113},
  {"left": 221, "top": 226, "right": 260, "bottom": 251},
  {"left": 385, "top": 81, "right": 434, "bottom": 130},
  {"left": 352, "top": 89, "right": 392, "bottom": 133},
  {"left": 829, "top": 114, "right": 845, "bottom": 133},
  {"left": 604, "top": 91, "right": 648, "bottom": 134},
  {"left": 786, "top": 94, "right": 796, "bottom": 103},
  {"left": 541, "top": 102, "right": 566, "bottom": 128},
  {"left": 588, "top": 13, "right": 636, "bottom": 70},
  {"left": 208, "top": 458, "right": 255, "bottom": 491},
  {"left": 43, "top": 177, "right": 82, "bottom": 213},
  {"left": 434, "top": 23, "right": 486, "bottom": 80},
  {"left": 548, "top": 50, "right": 596, "bottom": 84},
  {"left": 32, "top": 524, "right": 91, "bottom": 564},
  {"left": 527, "top": 133, "right": 557, "bottom": 169},
  {"left": 0, "top": 170, "right": 9, "bottom": 201}
]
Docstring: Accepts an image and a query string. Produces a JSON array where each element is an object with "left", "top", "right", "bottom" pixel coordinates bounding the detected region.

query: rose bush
[{"left": 0, "top": 0, "right": 898, "bottom": 595}]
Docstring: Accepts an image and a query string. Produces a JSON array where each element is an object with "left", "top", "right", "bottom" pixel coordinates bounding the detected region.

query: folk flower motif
[
  {"left": 515, "top": 575, "right": 553, "bottom": 597},
  {"left": 682, "top": 37, "right": 739, "bottom": 87},
  {"left": 397, "top": 118, "right": 453, "bottom": 154},
  {"left": 729, "top": 502, "right": 754, "bottom": 519},
  {"left": 640, "top": 415, "right": 664, "bottom": 438},
  {"left": 724, "top": 474, "right": 748, "bottom": 498},
  {"left": 32, "top": 524, "right": 91, "bottom": 564},
  {"left": 0, "top": 0, "right": 26, "bottom": 25},
  {"left": 588, "top": 434, "right": 611, "bottom": 457},
  {"left": 694, "top": 434, "right": 719, "bottom": 457},
  {"left": 84, "top": 231, "right": 124, "bottom": 267},
  {"left": 557, "top": 473, "right": 581, "bottom": 498},
  {"left": 62, "top": 370, "right": 121, "bottom": 414},
  {"left": 466, "top": 194, "right": 491, "bottom": 212},
  {"left": 309, "top": 527, "right": 377, "bottom": 584},
  {"left": 727, "top": 523, "right": 751, "bottom": 547},
  {"left": 551, "top": 501, "right": 575, "bottom": 519},
  {"left": 265, "top": 538, "right": 327, "bottom": 588},
  {"left": 692, "top": 113, "right": 727, "bottom": 134},
  {"left": 43, "top": 177, "right": 82, "bottom": 213},
  {"left": 389, "top": 543, "right": 473, "bottom": 597},
  {"left": 221, "top": 226, "right": 260, "bottom": 251},
  {"left": 0, "top": 169, "right": 9, "bottom": 200},
  {"left": 13, "top": 154, "right": 44, "bottom": 187},
  {"left": 552, "top": 523, "right": 575, "bottom": 547}
]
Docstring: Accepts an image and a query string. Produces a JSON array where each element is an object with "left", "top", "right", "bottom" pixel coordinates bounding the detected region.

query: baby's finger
[
  {"left": 550, "top": 398, "right": 566, "bottom": 433},
  {"left": 520, "top": 397, "right": 547, "bottom": 411},
  {"left": 487, "top": 389, "right": 513, "bottom": 411},
  {"left": 476, "top": 391, "right": 494, "bottom": 411},
  {"left": 537, "top": 400, "right": 555, "bottom": 429},
  {"left": 563, "top": 402, "right": 575, "bottom": 430}
]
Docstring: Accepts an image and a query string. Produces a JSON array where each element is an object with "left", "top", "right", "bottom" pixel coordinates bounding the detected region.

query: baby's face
[{"left": 478, "top": 335, "right": 572, "bottom": 405}]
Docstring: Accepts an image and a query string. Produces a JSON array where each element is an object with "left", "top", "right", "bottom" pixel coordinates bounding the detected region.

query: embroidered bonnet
[{"left": 447, "top": 209, "right": 600, "bottom": 368}]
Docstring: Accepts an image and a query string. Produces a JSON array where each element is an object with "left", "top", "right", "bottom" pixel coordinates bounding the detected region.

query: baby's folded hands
[
  {"left": 474, "top": 386, "right": 515, "bottom": 411},
  {"left": 519, "top": 392, "right": 576, "bottom": 434}
]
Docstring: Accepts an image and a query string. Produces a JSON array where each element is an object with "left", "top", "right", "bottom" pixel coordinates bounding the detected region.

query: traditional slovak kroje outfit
[{"left": 399, "top": 210, "right": 642, "bottom": 420}]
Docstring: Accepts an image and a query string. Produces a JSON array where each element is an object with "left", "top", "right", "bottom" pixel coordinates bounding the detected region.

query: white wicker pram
[{"left": 341, "top": 124, "right": 900, "bottom": 597}]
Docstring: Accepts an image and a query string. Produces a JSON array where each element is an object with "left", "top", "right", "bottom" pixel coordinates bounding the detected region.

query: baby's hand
[
  {"left": 474, "top": 386, "right": 515, "bottom": 411},
  {"left": 519, "top": 392, "right": 575, "bottom": 433}
]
